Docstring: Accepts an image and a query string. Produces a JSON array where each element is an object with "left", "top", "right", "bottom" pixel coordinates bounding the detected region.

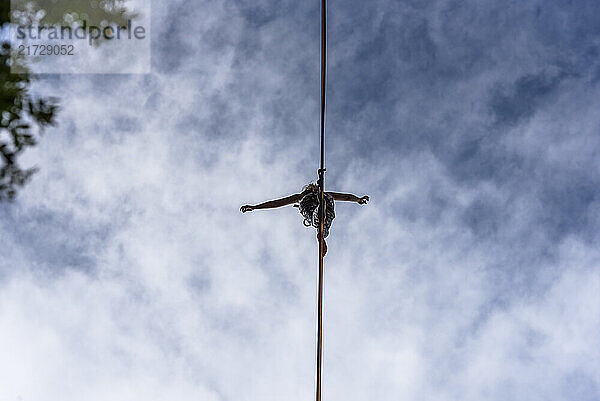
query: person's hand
[
  {"left": 240, "top": 205, "right": 254, "bottom": 213},
  {"left": 358, "top": 195, "right": 369, "bottom": 205}
]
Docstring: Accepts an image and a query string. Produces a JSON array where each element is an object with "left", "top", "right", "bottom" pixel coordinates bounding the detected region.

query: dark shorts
[{"left": 298, "top": 192, "right": 335, "bottom": 238}]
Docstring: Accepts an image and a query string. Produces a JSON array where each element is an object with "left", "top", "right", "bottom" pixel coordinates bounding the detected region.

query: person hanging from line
[{"left": 240, "top": 178, "right": 369, "bottom": 256}]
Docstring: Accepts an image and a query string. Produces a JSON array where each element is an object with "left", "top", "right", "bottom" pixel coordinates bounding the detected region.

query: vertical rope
[{"left": 316, "top": 0, "right": 327, "bottom": 400}]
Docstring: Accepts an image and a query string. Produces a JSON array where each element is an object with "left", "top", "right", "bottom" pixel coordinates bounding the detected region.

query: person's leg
[{"left": 317, "top": 231, "right": 328, "bottom": 256}]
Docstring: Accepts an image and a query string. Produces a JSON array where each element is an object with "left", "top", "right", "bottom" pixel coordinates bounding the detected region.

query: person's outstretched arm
[
  {"left": 328, "top": 192, "right": 370, "bottom": 204},
  {"left": 240, "top": 193, "right": 303, "bottom": 213}
]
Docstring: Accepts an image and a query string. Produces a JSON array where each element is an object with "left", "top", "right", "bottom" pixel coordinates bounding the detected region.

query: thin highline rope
[{"left": 316, "top": 0, "right": 327, "bottom": 400}]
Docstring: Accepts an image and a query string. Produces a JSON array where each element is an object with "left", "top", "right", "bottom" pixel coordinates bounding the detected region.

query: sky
[{"left": 1, "top": 0, "right": 600, "bottom": 400}]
